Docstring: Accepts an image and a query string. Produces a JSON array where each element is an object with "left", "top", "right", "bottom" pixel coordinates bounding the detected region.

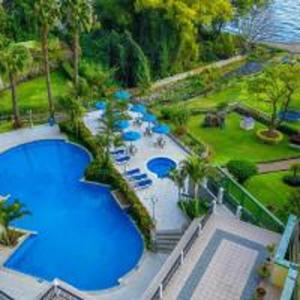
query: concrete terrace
[
  {"left": 162, "top": 213, "right": 281, "bottom": 300},
  {"left": 83, "top": 110, "right": 189, "bottom": 231}
]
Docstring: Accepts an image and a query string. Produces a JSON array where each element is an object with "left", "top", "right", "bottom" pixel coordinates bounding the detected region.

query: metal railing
[
  {"left": 39, "top": 285, "right": 85, "bottom": 300},
  {"left": 142, "top": 208, "right": 213, "bottom": 300},
  {"left": 0, "top": 291, "right": 14, "bottom": 300}
]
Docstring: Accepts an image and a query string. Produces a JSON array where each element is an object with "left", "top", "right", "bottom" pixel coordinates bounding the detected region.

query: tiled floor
[
  {"left": 163, "top": 213, "right": 281, "bottom": 300},
  {"left": 84, "top": 110, "right": 189, "bottom": 231}
]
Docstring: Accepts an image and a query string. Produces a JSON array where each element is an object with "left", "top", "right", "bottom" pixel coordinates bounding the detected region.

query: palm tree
[
  {"left": 0, "top": 199, "right": 30, "bottom": 246},
  {"left": 181, "top": 155, "right": 212, "bottom": 199},
  {"left": 62, "top": 0, "right": 93, "bottom": 88},
  {"left": 0, "top": 43, "right": 31, "bottom": 128},
  {"left": 169, "top": 168, "right": 186, "bottom": 200},
  {"left": 58, "top": 94, "right": 84, "bottom": 136},
  {"left": 31, "top": 0, "right": 61, "bottom": 119}
]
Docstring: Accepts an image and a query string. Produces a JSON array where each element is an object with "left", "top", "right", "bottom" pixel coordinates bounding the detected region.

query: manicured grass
[
  {"left": 0, "top": 72, "right": 68, "bottom": 116},
  {"left": 187, "top": 113, "right": 299, "bottom": 164},
  {"left": 245, "top": 171, "right": 295, "bottom": 222}
]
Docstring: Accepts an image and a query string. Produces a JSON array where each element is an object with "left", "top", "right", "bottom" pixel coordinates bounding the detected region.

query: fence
[
  {"left": 208, "top": 167, "right": 285, "bottom": 233},
  {"left": 142, "top": 208, "right": 213, "bottom": 300}
]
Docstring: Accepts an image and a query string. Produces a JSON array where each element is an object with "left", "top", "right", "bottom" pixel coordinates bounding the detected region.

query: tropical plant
[
  {"left": 30, "top": 0, "right": 61, "bottom": 119},
  {"left": 0, "top": 199, "right": 30, "bottom": 247},
  {"left": 58, "top": 95, "right": 85, "bottom": 137},
  {"left": 181, "top": 155, "right": 213, "bottom": 198},
  {"left": 0, "top": 43, "right": 31, "bottom": 128},
  {"left": 169, "top": 168, "right": 186, "bottom": 200},
  {"left": 178, "top": 198, "right": 207, "bottom": 219},
  {"left": 62, "top": 0, "right": 94, "bottom": 89},
  {"left": 283, "top": 163, "right": 300, "bottom": 187}
]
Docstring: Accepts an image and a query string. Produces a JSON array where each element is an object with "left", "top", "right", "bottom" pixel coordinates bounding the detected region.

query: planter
[
  {"left": 254, "top": 286, "right": 267, "bottom": 300},
  {"left": 256, "top": 129, "right": 283, "bottom": 145}
]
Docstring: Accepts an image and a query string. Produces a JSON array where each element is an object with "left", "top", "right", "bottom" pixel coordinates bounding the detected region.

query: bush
[
  {"left": 178, "top": 199, "right": 208, "bottom": 219},
  {"left": 227, "top": 160, "right": 258, "bottom": 184},
  {"left": 256, "top": 129, "right": 283, "bottom": 145},
  {"left": 290, "top": 134, "right": 300, "bottom": 146}
]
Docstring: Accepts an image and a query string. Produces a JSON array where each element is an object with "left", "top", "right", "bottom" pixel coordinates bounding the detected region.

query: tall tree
[
  {"left": 31, "top": 0, "right": 61, "bottom": 119},
  {"left": 0, "top": 43, "right": 31, "bottom": 128},
  {"left": 63, "top": 0, "right": 94, "bottom": 89}
]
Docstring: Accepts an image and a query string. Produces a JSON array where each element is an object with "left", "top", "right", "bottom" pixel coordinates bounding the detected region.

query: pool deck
[
  {"left": 0, "top": 124, "right": 64, "bottom": 154},
  {"left": 84, "top": 110, "right": 189, "bottom": 231}
]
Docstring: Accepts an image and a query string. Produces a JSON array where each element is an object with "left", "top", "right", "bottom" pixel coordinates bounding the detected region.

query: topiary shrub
[
  {"left": 256, "top": 129, "right": 283, "bottom": 145},
  {"left": 227, "top": 160, "right": 258, "bottom": 184},
  {"left": 282, "top": 163, "right": 300, "bottom": 187}
]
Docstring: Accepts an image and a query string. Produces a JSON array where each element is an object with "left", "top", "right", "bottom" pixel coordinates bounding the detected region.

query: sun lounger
[
  {"left": 124, "top": 168, "right": 140, "bottom": 177},
  {"left": 129, "top": 173, "right": 148, "bottom": 181},
  {"left": 134, "top": 179, "right": 153, "bottom": 190},
  {"left": 115, "top": 156, "right": 130, "bottom": 165},
  {"left": 110, "top": 149, "right": 126, "bottom": 156}
]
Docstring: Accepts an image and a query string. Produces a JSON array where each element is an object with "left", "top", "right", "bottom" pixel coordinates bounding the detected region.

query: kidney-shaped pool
[{"left": 0, "top": 140, "right": 143, "bottom": 290}]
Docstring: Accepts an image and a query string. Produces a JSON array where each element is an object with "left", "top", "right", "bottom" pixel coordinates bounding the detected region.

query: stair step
[
  {"left": 155, "top": 240, "right": 178, "bottom": 246},
  {"left": 156, "top": 234, "right": 182, "bottom": 240}
]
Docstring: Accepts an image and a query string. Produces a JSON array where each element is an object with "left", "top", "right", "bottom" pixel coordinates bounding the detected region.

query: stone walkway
[
  {"left": 263, "top": 42, "right": 300, "bottom": 54},
  {"left": 150, "top": 55, "right": 245, "bottom": 90},
  {"left": 257, "top": 157, "right": 300, "bottom": 173},
  {"left": 162, "top": 213, "right": 281, "bottom": 300}
]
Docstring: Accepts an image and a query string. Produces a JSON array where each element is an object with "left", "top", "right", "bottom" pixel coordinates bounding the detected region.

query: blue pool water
[
  {"left": 147, "top": 157, "right": 176, "bottom": 178},
  {"left": 0, "top": 140, "right": 143, "bottom": 290}
]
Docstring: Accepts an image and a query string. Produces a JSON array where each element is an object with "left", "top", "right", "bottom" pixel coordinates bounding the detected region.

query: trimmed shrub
[
  {"left": 256, "top": 129, "right": 283, "bottom": 145},
  {"left": 290, "top": 134, "right": 300, "bottom": 146},
  {"left": 282, "top": 175, "right": 300, "bottom": 187},
  {"left": 227, "top": 160, "right": 258, "bottom": 184}
]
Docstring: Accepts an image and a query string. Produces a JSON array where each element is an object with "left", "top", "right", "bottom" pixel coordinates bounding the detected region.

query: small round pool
[{"left": 147, "top": 157, "right": 176, "bottom": 178}]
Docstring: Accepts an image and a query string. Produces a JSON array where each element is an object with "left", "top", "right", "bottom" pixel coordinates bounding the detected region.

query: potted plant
[
  {"left": 253, "top": 286, "right": 267, "bottom": 300},
  {"left": 257, "top": 263, "right": 271, "bottom": 280}
]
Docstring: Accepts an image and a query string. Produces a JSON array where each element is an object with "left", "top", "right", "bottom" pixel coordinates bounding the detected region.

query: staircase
[{"left": 154, "top": 230, "right": 183, "bottom": 253}]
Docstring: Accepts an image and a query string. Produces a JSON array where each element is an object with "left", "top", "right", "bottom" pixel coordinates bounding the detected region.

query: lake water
[{"left": 266, "top": 0, "right": 300, "bottom": 43}]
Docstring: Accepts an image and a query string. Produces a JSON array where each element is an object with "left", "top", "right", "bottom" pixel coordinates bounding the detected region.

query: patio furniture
[
  {"left": 114, "top": 119, "right": 130, "bottom": 131},
  {"left": 134, "top": 179, "right": 153, "bottom": 190},
  {"left": 95, "top": 101, "right": 107, "bottom": 110},
  {"left": 124, "top": 168, "right": 140, "bottom": 177},
  {"left": 129, "top": 144, "right": 138, "bottom": 156},
  {"left": 115, "top": 156, "right": 130, "bottom": 165},
  {"left": 110, "top": 149, "right": 126, "bottom": 156},
  {"left": 129, "top": 173, "right": 148, "bottom": 182},
  {"left": 240, "top": 116, "right": 255, "bottom": 131},
  {"left": 115, "top": 90, "right": 131, "bottom": 101},
  {"left": 143, "top": 127, "right": 153, "bottom": 137}
]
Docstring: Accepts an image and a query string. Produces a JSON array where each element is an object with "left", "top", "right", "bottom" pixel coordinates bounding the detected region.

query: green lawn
[
  {"left": 0, "top": 121, "right": 13, "bottom": 133},
  {"left": 245, "top": 171, "right": 295, "bottom": 222},
  {"left": 0, "top": 72, "right": 68, "bottom": 116},
  {"left": 187, "top": 113, "right": 299, "bottom": 164}
]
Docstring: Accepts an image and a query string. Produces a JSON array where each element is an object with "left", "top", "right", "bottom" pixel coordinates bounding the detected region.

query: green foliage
[
  {"left": 0, "top": 199, "right": 30, "bottom": 247},
  {"left": 282, "top": 164, "right": 300, "bottom": 187},
  {"left": 285, "top": 189, "right": 300, "bottom": 216},
  {"left": 227, "top": 160, "right": 258, "bottom": 184},
  {"left": 178, "top": 199, "right": 207, "bottom": 219}
]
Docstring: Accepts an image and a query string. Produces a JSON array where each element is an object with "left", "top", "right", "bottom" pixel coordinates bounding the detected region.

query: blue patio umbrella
[
  {"left": 152, "top": 124, "right": 170, "bottom": 135},
  {"left": 115, "top": 119, "right": 130, "bottom": 130},
  {"left": 142, "top": 113, "right": 157, "bottom": 123},
  {"left": 122, "top": 131, "right": 142, "bottom": 142},
  {"left": 95, "top": 101, "right": 106, "bottom": 110},
  {"left": 115, "top": 90, "right": 131, "bottom": 101},
  {"left": 130, "top": 104, "right": 147, "bottom": 114}
]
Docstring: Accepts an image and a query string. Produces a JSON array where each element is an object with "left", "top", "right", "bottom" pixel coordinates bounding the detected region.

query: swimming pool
[
  {"left": 147, "top": 157, "right": 176, "bottom": 178},
  {"left": 0, "top": 140, "right": 143, "bottom": 290}
]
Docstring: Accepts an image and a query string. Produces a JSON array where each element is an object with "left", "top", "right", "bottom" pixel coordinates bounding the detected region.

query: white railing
[{"left": 142, "top": 208, "right": 213, "bottom": 300}]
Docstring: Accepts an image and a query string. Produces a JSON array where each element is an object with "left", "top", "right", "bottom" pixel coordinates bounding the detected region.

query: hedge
[{"left": 60, "top": 120, "right": 154, "bottom": 248}]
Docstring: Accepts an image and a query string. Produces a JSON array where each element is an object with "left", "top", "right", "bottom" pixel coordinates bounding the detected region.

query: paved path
[
  {"left": 0, "top": 124, "right": 64, "bottom": 153},
  {"left": 150, "top": 55, "right": 245, "bottom": 90},
  {"left": 258, "top": 157, "right": 300, "bottom": 174},
  {"left": 162, "top": 212, "right": 281, "bottom": 300}
]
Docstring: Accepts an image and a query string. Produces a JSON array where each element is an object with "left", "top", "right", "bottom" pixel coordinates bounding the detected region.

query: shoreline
[{"left": 261, "top": 41, "right": 300, "bottom": 54}]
